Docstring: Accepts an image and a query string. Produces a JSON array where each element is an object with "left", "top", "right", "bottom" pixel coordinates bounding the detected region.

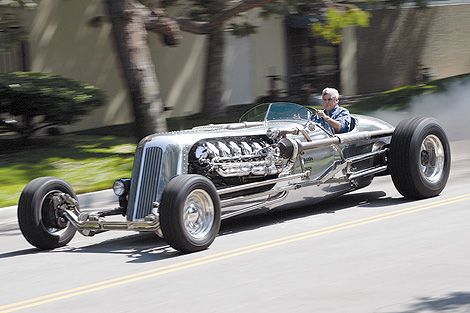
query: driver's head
[{"left": 322, "top": 88, "right": 339, "bottom": 111}]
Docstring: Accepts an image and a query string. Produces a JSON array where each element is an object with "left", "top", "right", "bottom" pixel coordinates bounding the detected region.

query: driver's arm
[
  {"left": 323, "top": 115, "right": 342, "bottom": 133},
  {"left": 317, "top": 109, "right": 350, "bottom": 133}
]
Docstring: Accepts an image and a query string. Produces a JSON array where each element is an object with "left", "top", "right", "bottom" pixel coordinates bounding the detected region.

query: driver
[{"left": 311, "top": 87, "right": 351, "bottom": 134}]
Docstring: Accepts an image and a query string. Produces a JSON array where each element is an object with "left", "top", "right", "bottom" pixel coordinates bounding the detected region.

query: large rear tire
[
  {"left": 18, "top": 177, "right": 77, "bottom": 249},
  {"left": 159, "top": 174, "right": 221, "bottom": 253},
  {"left": 389, "top": 117, "right": 450, "bottom": 199}
]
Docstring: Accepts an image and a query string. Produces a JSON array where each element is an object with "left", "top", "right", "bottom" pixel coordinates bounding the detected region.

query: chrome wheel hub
[
  {"left": 183, "top": 189, "right": 214, "bottom": 240},
  {"left": 419, "top": 134, "right": 445, "bottom": 183}
]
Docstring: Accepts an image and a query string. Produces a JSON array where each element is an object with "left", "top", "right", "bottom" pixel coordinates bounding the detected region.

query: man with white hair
[{"left": 312, "top": 87, "right": 351, "bottom": 133}]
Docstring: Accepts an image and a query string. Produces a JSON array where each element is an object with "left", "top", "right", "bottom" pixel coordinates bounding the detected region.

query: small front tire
[
  {"left": 18, "top": 177, "right": 78, "bottom": 249},
  {"left": 18, "top": 177, "right": 77, "bottom": 250},
  {"left": 159, "top": 175, "right": 221, "bottom": 253}
]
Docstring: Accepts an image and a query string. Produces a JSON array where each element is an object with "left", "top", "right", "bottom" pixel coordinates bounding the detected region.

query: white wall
[
  {"left": 224, "top": 11, "right": 287, "bottom": 106},
  {"left": 224, "top": 33, "right": 254, "bottom": 105}
]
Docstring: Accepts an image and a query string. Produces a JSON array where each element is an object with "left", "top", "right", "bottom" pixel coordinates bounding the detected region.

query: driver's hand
[{"left": 316, "top": 110, "right": 326, "bottom": 118}]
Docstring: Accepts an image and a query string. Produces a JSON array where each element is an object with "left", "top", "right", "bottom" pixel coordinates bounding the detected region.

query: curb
[{"left": 0, "top": 189, "right": 117, "bottom": 233}]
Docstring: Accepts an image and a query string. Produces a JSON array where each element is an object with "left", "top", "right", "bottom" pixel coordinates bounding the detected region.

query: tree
[{"left": 105, "top": 0, "right": 181, "bottom": 139}]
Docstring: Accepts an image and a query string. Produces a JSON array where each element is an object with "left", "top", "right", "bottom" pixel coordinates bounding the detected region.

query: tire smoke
[{"left": 369, "top": 79, "right": 470, "bottom": 140}]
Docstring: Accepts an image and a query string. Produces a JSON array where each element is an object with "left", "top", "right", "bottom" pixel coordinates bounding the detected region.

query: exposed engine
[{"left": 188, "top": 135, "right": 294, "bottom": 186}]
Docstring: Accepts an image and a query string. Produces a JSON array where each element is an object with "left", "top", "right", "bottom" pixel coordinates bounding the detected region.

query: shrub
[{"left": 0, "top": 72, "right": 105, "bottom": 139}]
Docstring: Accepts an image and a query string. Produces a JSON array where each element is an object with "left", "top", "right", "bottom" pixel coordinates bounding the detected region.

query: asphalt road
[{"left": 0, "top": 141, "right": 469, "bottom": 313}]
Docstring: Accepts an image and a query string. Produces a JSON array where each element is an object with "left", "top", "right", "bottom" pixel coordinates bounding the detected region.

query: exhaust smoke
[{"left": 369, "top": 79, "right": 470, "bottom": 141}]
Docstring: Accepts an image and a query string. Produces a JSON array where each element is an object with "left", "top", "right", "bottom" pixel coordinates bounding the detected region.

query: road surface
[{"left": 0, "top": 140, "right": 469, "bottom": 313}]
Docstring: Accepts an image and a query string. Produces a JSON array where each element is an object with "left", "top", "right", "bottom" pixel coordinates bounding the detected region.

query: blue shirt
[{"left": 311, "top": 105, "right": 351, "bottom": 134}]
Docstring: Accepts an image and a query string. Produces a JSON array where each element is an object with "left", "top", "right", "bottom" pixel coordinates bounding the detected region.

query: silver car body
[{"left": 126, "top": 102, "right": 394, "bottom": 222}]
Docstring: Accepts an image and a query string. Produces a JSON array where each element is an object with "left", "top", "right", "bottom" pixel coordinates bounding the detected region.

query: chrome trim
[
  {"left": 299, "top": 129, "right": 394, "bottom": 151},
  {"left": 348, "top": 165, "right": 388, "bottom": 180},
  {"left": 317, "top": 161, "right": 347, "bottom": 183},
  {"left": 183, "top": 189, "right": 215, "bottom": 241},
  {"left": 300, "top": 129, "right": 313, "bottom": 142},
  {"left": 217, "top": 172, "right": 309, "bottom": 195},
  {"left": 126, "top": 146, "right": 143, "bottom": 218},
  {"left": 64, "top": 209, "right": 160, "bottom": 235},
  {"left": 346, "top": 148, "right": 388, "bottom": 164},
  {"left": 221, "top": 192, "right": 289, "bottom": 220},
  {"left": 128, "top": 147, "right": 163, "bottom": 220},
  {"left": 419, "top": 134, "right": 445, "bottom": 183},
  {"left": 221, "top": 185, "right": 298, "bottom": 208}
]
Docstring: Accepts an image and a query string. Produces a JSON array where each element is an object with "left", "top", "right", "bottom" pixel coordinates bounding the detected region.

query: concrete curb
[
  {"left": 0, "top": 206, "right": 17, "bottom": 233},
  {"left": 0, "top": 189, "right": 117, "bottom": 233}
]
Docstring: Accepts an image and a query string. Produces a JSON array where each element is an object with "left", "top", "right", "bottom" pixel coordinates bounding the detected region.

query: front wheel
[
  {"left": 18, "top": 177, "right": 77, "bottom": 249},
  {"left": 389, "top": 117, "right": 451, "bottom": 199},
  {"left": 159, "top": 175, "right": 221, "bottom": 253}
]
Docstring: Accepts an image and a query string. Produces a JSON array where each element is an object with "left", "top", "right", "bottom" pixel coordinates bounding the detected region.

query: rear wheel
[
  {"left": 159, "top": 174, "right": 221, "bottom": 253},
  {"left": 389, "top": 117, "right": 450, "bottom": 199},
  {"left": 18, "top": 177, "right": 77, "bottom": 249}
]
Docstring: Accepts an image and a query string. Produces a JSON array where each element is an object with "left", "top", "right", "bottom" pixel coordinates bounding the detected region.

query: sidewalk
[{"left": 0, "top": 189, "right": 117, "bottom": 233}]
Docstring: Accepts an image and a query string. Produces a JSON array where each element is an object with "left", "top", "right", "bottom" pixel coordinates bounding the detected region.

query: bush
[{"left": 0, "top": 72, "right": 105, "bottom": 138}]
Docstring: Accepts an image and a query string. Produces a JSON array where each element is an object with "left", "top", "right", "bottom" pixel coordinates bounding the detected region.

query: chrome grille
[
  {"left": 127, "top": 146, "right": 162, "bottom": 220},
  {"left": 127, "top": 146, "right": 143, "bottom": 218}
]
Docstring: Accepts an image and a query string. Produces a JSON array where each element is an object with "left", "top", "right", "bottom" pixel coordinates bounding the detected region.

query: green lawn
[{"left": 0, "top": 135, "right": 135, "bottom": 207}]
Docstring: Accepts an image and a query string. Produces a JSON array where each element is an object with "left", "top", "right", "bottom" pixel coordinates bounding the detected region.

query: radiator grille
[
  {"left": 127, "top": 146, "right": 162, "bottom": 220},
  {"left": 127, "top": 146, "right": 143, "bottom": 218}
]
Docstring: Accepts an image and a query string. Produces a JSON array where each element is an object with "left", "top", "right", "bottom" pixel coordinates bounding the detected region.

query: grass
[
  {"left": 0, "top": 135, "right": 135, "bottom": 207},
  {"left": 2, "top": 74, "right": 469, "bottom": 208},
  {"left": 0, "top": 113, "right": 255, "bottom": 208}
]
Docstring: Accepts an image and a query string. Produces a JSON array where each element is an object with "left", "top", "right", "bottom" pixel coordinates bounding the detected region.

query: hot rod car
[{"left": 17, "top": 102, "right": 450, "bottom": 253}]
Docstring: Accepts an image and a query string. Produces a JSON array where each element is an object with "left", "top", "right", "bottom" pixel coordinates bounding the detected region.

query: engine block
[{"left": 189, "top": 135, "right": 285, "bottom": 178}]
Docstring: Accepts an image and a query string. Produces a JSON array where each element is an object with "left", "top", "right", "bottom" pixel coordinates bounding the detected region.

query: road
[{"left": 0, "top": 141, "right": 469, "bottom": 313}]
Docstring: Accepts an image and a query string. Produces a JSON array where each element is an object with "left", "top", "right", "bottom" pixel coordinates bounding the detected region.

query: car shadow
[
  {"left": 0, "top": 190, "right": 413, "bottom": 263},
  {"left": 220, "top": 190, "right": 409, "bottom": 235},
  {"left": 0, "top": 248, "right": 42, "bottom": 259},
  {"left": 0, "top": 233, "right": 176, "bottom": 263},
  {"left": 380, "top": 291, "right": 470, "bottom": 313},
  {"left": 65, "top": 233, "right": 179, "bottom": 263}
]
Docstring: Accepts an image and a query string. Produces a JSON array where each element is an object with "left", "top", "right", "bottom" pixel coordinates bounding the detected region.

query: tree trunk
[
  {"left": 201, "top": 27, "right": 226, "bottom": 116},
  {"left": 106, "top": 0, "right": 167, "bottom": 139}
]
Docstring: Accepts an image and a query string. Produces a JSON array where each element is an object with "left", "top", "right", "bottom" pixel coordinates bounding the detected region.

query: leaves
[
  {"left": 229, "top": 21, "right": 258, "bottom": 36},
  {"left": 312, "top": 7, "right": 370, "bottom": 44}
]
